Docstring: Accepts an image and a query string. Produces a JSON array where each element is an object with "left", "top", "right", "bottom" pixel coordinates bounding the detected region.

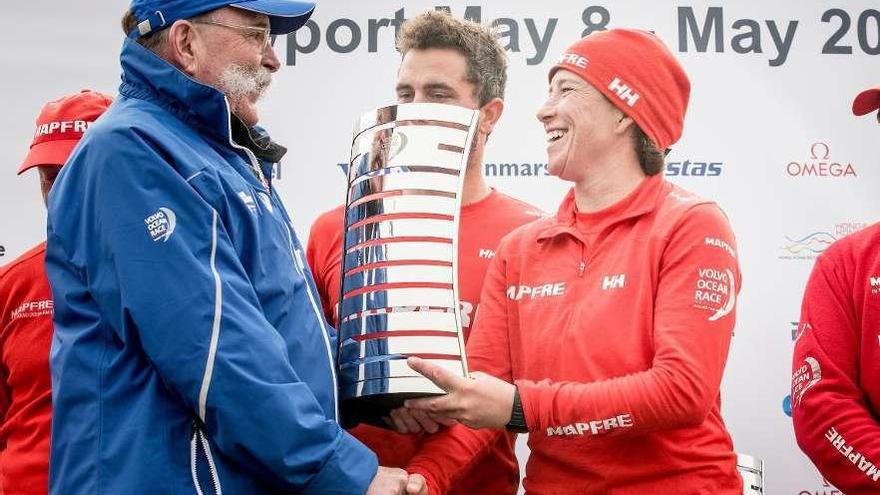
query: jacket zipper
[
  {"left": 191, "top": 421, "right": 223, "bottom": 495},
  {"left": 578, "top": 239, "right": 587, "bottom": 277}
]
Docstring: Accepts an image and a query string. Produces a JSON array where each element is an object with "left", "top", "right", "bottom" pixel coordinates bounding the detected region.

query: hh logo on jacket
[{"left": 602, "top": 274, "right": 626, "bottom": 291}]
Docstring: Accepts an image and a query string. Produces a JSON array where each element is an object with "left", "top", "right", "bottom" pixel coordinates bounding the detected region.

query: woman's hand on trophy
[{"left": 404, "top": 357, "right": 516, "bottom": 429}]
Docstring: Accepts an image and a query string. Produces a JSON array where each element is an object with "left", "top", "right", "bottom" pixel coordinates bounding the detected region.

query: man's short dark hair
[{"left": 396, "top": 11, "right": 507, "bottom": 106}]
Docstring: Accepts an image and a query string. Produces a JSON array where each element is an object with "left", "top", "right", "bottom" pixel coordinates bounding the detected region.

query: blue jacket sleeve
[{"left": 50, "top": 127, "right": 376, "bottom": 494}]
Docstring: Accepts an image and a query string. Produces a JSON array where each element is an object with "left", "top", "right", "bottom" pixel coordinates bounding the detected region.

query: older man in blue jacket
[{"left": 45, "top": 1, "right": 411, "bottom": 494}]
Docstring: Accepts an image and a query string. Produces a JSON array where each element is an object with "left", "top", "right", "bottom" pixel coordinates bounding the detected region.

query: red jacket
[
  {"left": 307, "top": 189, "right": 544, "bottom": 495},
  {"left": 791, "top": 222, "right": 880, "bottom": 494},
  {"left": 0, "top": 243, "right": 53, "bottom": 495},
  {"left": 408, "top": 175, "right": 743, "bottom": 495}
]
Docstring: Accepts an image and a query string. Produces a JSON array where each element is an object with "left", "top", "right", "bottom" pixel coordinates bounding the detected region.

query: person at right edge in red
[
  {"left": 790, "top": 86, "right": 880, "bottom": 495},
  {"left": 306, "top": 11, "right": 544, "bottom": 495},
  {"left": 399, "top": 29, "right": 744, "bottom": 495}
]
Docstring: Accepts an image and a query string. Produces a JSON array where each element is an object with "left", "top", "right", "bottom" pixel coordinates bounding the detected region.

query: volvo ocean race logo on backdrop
[
  {"left": 779, "top": 222, "right": 867, "bottom": 260},
  {"left": 787, "top": 142, "right": 857, "bottom": 178}
]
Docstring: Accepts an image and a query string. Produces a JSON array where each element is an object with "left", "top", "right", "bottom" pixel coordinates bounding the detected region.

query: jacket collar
[
  {"left": 118, "top": 37, "right": 235, "bottom": 145},
  {"left": 537, "top": 174, "right": 670, "bottom": 242},
  {"left": 230, "top": 115, "right": 287, "bottom": 163}
]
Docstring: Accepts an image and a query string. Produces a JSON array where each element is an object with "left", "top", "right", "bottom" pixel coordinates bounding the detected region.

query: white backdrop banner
[{"left": 0, "top": 2, "right": 877, "bottom": 494}]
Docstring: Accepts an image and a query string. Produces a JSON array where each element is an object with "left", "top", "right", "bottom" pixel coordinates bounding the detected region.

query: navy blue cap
[{"left": 130, "top": 0, "right": 315, "bottom": 37}]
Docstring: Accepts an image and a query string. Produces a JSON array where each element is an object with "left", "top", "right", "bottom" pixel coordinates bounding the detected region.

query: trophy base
[{"left": 341, "top": 392, "right": 443, "bottom": 430}]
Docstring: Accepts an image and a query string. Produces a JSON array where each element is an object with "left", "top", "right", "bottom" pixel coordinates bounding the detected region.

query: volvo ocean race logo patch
[{"left": 145, "top": 207, "right": 176, "bottom": 242}]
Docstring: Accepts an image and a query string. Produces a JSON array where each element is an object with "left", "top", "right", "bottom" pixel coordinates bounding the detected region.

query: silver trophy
[{"left": 337, "top": 103, "right": 479, "bottom": 427}]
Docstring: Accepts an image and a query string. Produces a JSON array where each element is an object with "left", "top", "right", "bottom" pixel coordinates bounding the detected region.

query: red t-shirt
[
  {"left": 791, "top": 223, "right": 880, "bottom": 494},
  {"left": 307, "top": 189, "right": 544, "bottom": 494},
  {"left": 0, "top": 242, "right": 53, "bottom": 495},
  {"left": 407, "top": 175, "right": 743, "bottom": 495}
]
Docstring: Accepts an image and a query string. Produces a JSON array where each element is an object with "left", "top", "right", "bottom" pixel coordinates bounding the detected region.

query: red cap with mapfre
[
  {"left": 18, "top": 89, "right": 113, "bottom": 175},
  {"left": 549, "top": 29, "right": 690, "bottom": 151}
]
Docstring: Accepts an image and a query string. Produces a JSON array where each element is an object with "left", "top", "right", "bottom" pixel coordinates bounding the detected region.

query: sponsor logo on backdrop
[
  {"left": 507, "top": 282, "right": 566, "bottom": 301},
  {"left": 480, "top": 160, "right": 724, "bottom": 178},
  {"left": 796, "top": 477, "right": 843, "bottom": 495},
  {"left": 787, "top": 142, "right": 857, "bottom": 178},
  {"left": 792, "top": 321, "right": 811, "bottom": 341},
  {"left": 792, "top": 357, "right": 822, "bottom": 407},
  {"left": 782, "top": 394, "right": 792, "bottom": 417},
  {"left": 484, "top": 162, "right": 550, "bottom": 177},
  {"left": 272, "top": 162, "right": 283, "bottom": 180},
  {"left": 10, "top": 299, "right": 53, "bottom": 320},
  {"left": 779, "top": 223, "right": 867, "bottom": 260},
  {"left": 0, "top": 245, "right": 5, "bottom": 257},
  {"left": 780, "top": 231, "right": 836, "bottom": 259},
  {"left": 546, "top": 414, "right": 633, "bottom": 437},
  {"left": 826, "top": 427, "right": 880, "bottom": 481},
  {"left": 665, "top": 160, "right": 723, "bottom": 177},
  {"left": 693, "top": 267, "right": 735, "bottom": 320},
  {"left": 144, "top": 208, "right": 176, "bottom": 243}
]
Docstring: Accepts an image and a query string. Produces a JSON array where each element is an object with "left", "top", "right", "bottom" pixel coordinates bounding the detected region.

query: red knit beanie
[{"left": 550, "top": 29, "right": 690, "bottom": 150}]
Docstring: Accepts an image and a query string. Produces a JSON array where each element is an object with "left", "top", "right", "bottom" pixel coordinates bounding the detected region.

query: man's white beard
[{"left": 217, "top": 63, "right": 273, "bottom": 115}]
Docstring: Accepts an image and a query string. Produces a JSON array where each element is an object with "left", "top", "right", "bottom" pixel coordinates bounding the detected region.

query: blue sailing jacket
[{"left": 45, "top": 37, "right": 377, "bottom": 494}]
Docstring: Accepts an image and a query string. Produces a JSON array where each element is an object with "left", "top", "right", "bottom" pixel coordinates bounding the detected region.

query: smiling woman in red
[{"left": 401, "top": 29, "right": 744, "bottom": 495}]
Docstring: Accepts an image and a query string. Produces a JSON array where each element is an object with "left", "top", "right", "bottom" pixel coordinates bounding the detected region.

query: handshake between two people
[{"left": 365, "top": 357, "right": 518, "bottom": 494}]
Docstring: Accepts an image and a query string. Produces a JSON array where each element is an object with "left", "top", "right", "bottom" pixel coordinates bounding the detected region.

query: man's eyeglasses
[{"left": 192, "top": 20, "right": 272, "bottom": 50}]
